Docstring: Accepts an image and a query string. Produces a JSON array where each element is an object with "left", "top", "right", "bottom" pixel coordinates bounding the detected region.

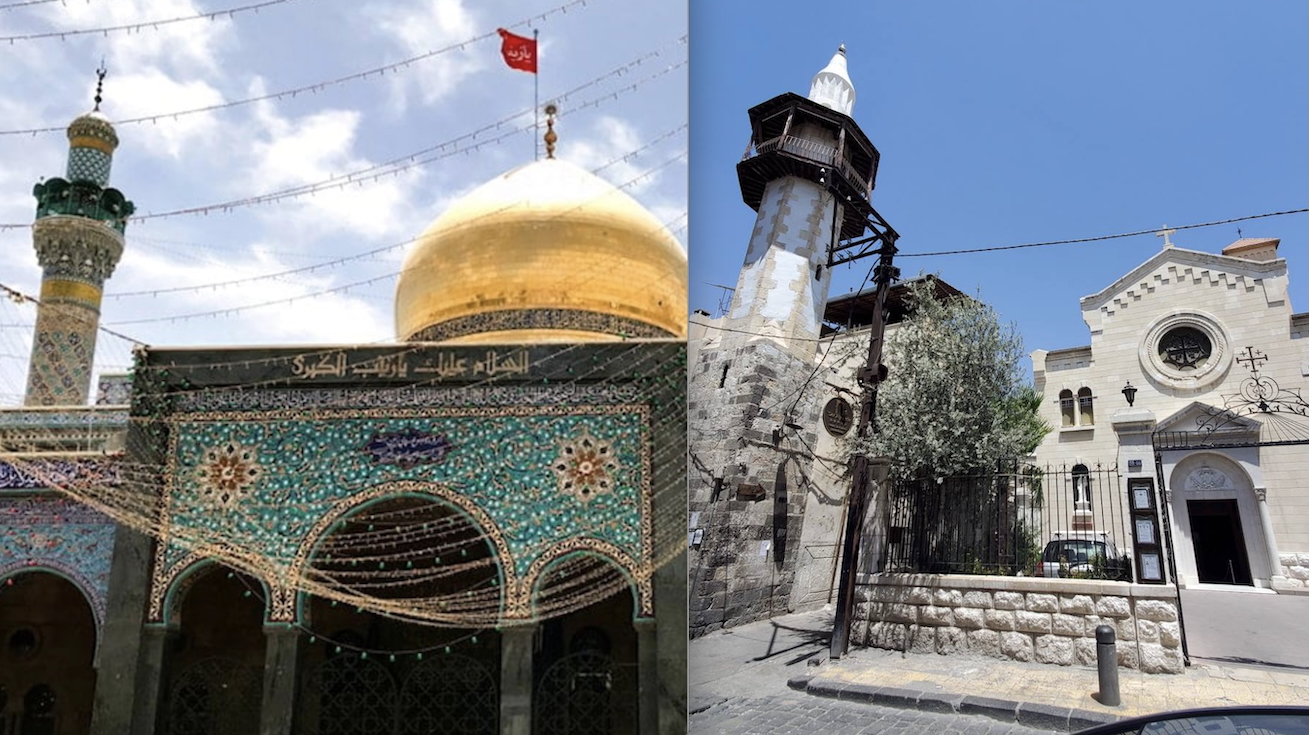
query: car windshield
[{"left": 1044, "top": 540, "right": 1107, "bottom": 564}]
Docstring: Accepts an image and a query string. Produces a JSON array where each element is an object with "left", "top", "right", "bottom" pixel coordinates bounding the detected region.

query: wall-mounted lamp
[{"left": 1122, "top": 381, "right": 1137, "bottom": 407}]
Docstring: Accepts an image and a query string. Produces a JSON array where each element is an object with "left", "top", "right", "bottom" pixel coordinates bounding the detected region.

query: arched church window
[
  {"left": 1059, "top": 390, "right": 1075, "bottom": 427},
  {"left": 1077, "top": 387, "right": 1094, "bottom": 426},
  {"left": 21, "top": 685, "right": 56, "bottom": 735},
  {"left": 1072, "top": 465, "right": 1092, "bottom": 511}
]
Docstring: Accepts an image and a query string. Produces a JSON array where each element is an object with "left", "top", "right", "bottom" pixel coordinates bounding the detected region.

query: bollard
[{"left": 1096, "top": 624, "right": 1121, "bottom": 707}]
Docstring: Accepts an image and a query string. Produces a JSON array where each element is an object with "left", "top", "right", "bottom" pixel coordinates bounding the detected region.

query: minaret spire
[
  {"left": 23, "top": 73, "right": 134, "bottom": 406},
  {"left": 808, "top": 44, "right": 856, "bottom": 115},
  {"left": 93, "top": 61, "right": 106, "bottom": 112}
]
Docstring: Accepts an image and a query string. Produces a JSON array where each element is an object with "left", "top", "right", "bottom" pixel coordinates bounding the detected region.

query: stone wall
[
  {"left": 687, "top": 339, "right": 821, "bottom": 637},
  {"left": 853, "top": 573, "right": 1183, "bottom": 674},
  {"left": 1279, "top": 552, "right": 1309, "bottom": 589}
]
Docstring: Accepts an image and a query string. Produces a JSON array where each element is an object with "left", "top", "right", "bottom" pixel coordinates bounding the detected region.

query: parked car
[{"left": 1036, "top": 533, "right": 1133, "bottom": 581}]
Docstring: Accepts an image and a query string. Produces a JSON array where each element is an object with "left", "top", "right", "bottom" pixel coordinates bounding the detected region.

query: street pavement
[
  {"left": 690, "top": 607, "right": 1309, "bottom": 734},
  {"left": 691, "top": 689, "right": 1060, "bottom": 735},
  {"left": 1180, "top": 587, "right": 1309, "bottom": 670},
  {"left": 689, "top": 608, "right": 1059, "bottom": 734}
]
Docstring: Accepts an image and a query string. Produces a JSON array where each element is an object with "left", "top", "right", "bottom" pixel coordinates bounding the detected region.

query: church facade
[
  {"left": 1, "top": 93, "right": 688, "bottom": 735},
  {"left": 1030, "top": 235, "right": 1309, "bottom": 593}
]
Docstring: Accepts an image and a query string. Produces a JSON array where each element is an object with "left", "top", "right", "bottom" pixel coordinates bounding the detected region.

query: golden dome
[
  {"left": 396, "top": 158, "right": 687, "bottom": 344},
  {"left": 67, "top": 110, "right": 119, "bottom": 154}
]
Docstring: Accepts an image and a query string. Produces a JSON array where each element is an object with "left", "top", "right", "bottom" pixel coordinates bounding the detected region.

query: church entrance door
[{"left": 1187, "top": 499, "right": 1252, "bottom": 585}]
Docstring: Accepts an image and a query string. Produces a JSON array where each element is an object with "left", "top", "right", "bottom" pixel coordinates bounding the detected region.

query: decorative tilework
[
  {"left": 0, "top": 458, "right": 119, "bottom": 491},
  {"left": 0, "top": 494, "right": 116, "bottom": 631},
  {"left": 24, "top": 313, "right": 97, "bottom": 407},
  {"left": 406, "top": 309, "right": 677, "bottom": 342},
  {"left": 194, "top": 442, "right": 262, "bottom": 508},
  {"left": 551, "top": 427, "right": 617, "bottom": 503},
  {"left": 95, "top": 374, "right": 133, "bottom": 405},
  {"left": 150, "top": 404, "right": 653, "bottom": 624},
  {"left": 0, "top": 407, "right": 128, "bottom": 432},
  {"left": 66, "top": 147, "right": 113, "bottom": 187},
  {"left": 175, "top": 384, "right": 642, "bottom": 413}
]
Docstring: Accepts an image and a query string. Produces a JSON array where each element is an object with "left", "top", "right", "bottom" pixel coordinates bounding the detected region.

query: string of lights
[
  {"left": 0, "top": 0, "right": 302, "bottom": 43},
  {"left": 126, "top": 59, "right": 687, "bottom": 223},
  {"left": 101, "top": 123, "right": 687, "bottom": 299},
  {"left": 0, "top": 51, "right": 687, "bottom": 231},
  {"left": 101, "top": 150, "right": 687, "bottom": 326},
  {"left": 3, "top": 349, "right": 687, "bottom": 626},
  {"left": 0, "top": 0, "right": 613, "bottom": 136},
  {"left": 0, "top": 0, "right": 70, "bottom": 10}
]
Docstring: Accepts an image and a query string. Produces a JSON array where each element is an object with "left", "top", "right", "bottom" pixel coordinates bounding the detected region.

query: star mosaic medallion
[
  {"left": 551, "top": 428, "right": 617, "bottom": 503},
  {"left": 194, "top": 442, "right": 262, "bottom": 508}
]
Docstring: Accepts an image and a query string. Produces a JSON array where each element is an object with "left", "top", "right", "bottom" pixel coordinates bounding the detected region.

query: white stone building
[{"left": 1031, "top": 235, "right": 1309, "bottom": 593}]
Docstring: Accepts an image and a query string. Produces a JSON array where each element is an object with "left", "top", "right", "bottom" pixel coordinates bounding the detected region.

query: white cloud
[
  {"left": 104, "top": 72, "right": 224, "bottom": 160},
  {"left": 372, "top": 0, "right": 484, "bottom": 108},
  {"left": 37, "top": 0, "right": 233, "bottom": 74},
  {"left": 566, "top": 116, "right": 659, "bottom": 194},
  {"left": 109, "top": 245, "right": 391, "bottom": 344},
  {"left": 232, "top": 82, "right": 430, "bottom": 241}
]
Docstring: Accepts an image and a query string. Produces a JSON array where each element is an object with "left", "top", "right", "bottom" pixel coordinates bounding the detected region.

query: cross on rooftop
[
  {"left": 1236, "top": 346, "right": 1268, "bottom": 376},
  {"left": 1156, "top": 225, "right": 1176, "bottom": 248}
]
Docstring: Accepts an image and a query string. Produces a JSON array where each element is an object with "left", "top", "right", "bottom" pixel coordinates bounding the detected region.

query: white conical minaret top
[{"left": 808, "top": 44, "right": 855, "bottom": 115}]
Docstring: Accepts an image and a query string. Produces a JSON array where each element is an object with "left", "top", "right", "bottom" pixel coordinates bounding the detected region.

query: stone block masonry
[
  {"left": 687, "top": 338, "right": 824, "bottom": 638},
  {"left": 852, "top": 573, "right": 1184, "bottom": 674},
  {"left": 1278, "top": 552, "right": 1309, "bottom": 592}
]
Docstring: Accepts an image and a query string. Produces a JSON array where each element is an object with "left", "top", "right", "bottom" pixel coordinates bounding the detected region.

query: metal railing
[
  {"left": 743, "top": 134, "right": 872, "bottom": 195},
  {"left": 879, "top": 460, "right": 1133, "bottom": 581}
]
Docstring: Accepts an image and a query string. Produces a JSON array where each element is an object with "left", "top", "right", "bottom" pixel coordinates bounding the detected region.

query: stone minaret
[
  {"left": 688, "top": 47, "right": 885, "bottom": 637},
  {"left": 724, "top": 45, "right": 874, "bottom": 360},
  {"left": 24, "top": 75, "right": 134, "bottom": 406}
]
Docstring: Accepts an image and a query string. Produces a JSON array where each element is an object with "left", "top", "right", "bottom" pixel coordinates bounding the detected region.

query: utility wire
[{"left": 900, "top": 209, "right": 1308, "bottom": 258}]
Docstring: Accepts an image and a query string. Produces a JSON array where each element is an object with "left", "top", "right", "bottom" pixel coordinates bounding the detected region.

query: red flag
[{"left": 497, "top": 28, "right": 537, "bottom": 74}]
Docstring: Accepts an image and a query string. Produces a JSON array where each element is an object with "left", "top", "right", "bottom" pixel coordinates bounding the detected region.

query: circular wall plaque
[{"left": 823, "top": 397, "right": 854, "bottom": 436}]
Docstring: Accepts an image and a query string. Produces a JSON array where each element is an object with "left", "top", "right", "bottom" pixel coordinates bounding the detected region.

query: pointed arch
[
  {"left": 522, "top": 540, "right": 650, "bottom": 621},
  {"left": 287, "top": 480, "right": 513, "bottom": 623}
]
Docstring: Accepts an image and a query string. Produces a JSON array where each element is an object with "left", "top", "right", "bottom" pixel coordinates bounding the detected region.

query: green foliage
[{"left": 847, "top": 278, "right": 1051, "bottom": 478}]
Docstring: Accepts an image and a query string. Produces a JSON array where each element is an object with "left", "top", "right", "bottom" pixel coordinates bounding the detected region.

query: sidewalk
[{"left": 691, "top": 608, "right": 1309, "bottom": 732}]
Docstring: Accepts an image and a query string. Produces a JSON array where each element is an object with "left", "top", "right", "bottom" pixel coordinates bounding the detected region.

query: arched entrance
[
  {"left": 295, "top": 494, "right": 502, "bottom": 735},
  {"left": 1168, "top": 453, "right": 1267, "bottom": 587},
  {"left": 159, "top": 566, "right": 267, "bottom": 735},
  {"left": 532, "top": 556, "right": 639, "bottom": 735},
  {"left": 0, "top": 571, "right": 97, "bottom": 735}
]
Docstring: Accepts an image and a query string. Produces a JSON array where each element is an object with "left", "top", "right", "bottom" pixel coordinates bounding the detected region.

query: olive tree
[{"left": 845, "top": 277, "right": 1049, "bottom": 479}]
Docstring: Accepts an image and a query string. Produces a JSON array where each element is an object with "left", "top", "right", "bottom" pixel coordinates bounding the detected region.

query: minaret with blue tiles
[{"left": 24, "top": 69, "right": 135, "bottom": 406}]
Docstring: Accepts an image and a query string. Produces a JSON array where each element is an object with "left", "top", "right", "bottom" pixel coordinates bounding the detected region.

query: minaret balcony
[
  {"left": 33, "top": 178, "right": 135, "bottom": 234},
  {"left": 735, "top": 92, "right": 880, "bottom": 240}
]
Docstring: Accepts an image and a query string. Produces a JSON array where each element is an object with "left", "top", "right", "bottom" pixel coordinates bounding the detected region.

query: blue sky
[
  {"left": 0, "top": 0, "right": 686, "bottom": 402},
  {"left": 689, "top": 2, "right": 1307, "bottom": 364}
]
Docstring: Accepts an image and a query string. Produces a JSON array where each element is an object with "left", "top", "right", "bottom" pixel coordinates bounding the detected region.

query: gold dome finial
[{"left": 543, "top": 103, "right": 558, "bottom": 159}]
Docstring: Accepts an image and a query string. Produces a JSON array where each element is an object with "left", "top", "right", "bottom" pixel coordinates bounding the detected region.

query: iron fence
[{"left": 879, "top": 460, "right": 1134, "bottom": 581}]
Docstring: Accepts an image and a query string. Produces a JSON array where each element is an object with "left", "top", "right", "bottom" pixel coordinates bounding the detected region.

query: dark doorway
[{"left": 1188, "top": 500, "right": 1252, "bottom": 585}]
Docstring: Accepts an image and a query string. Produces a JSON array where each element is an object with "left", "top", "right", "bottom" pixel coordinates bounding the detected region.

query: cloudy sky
[{"left": 0, "top": 0, "right": 687, "bottom": 404}]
